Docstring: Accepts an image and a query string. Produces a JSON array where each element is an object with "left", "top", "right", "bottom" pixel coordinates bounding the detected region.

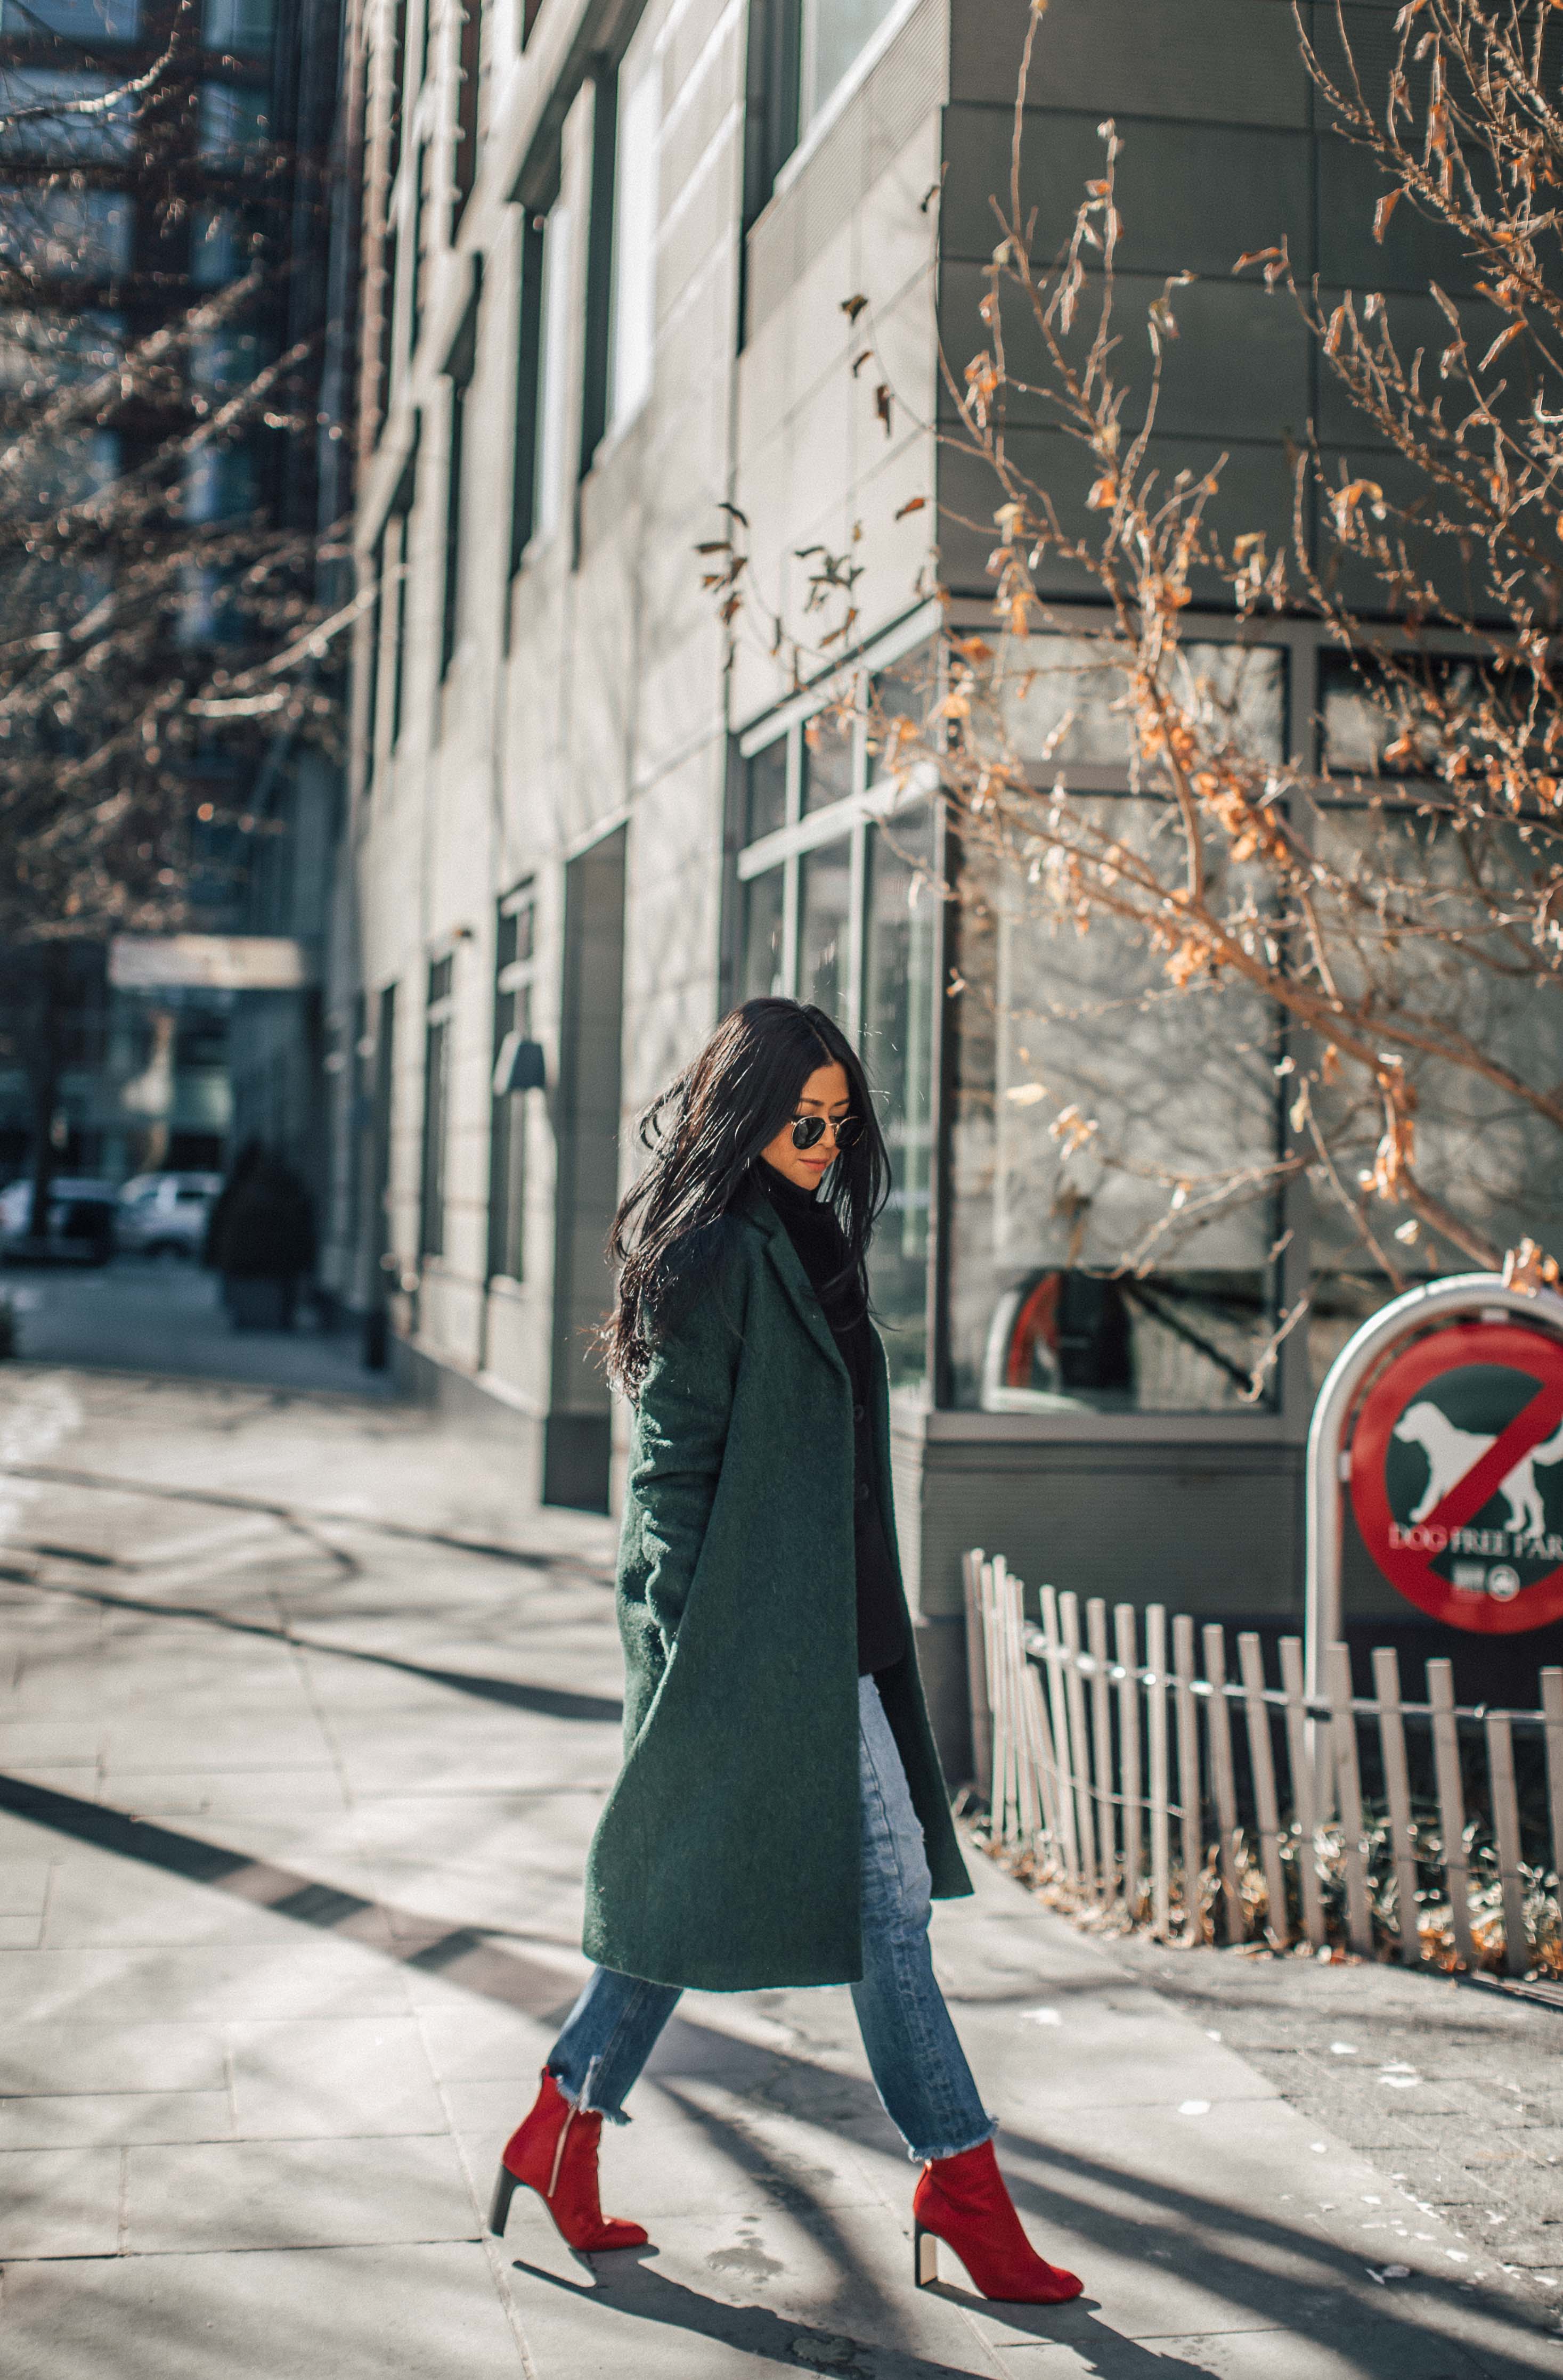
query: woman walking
[{"left": 489, "top": 997, "right": 1082, "bottom": 2305}]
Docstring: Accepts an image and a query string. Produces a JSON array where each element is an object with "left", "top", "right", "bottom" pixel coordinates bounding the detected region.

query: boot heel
[
  {"left": 488, "top": 2164, "right": 519, "bottom": 2238},
  {"left": 915, "top": 2222, "right": 939, "bottom": 2287}
]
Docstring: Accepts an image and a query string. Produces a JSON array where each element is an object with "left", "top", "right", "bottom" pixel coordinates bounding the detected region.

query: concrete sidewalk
[{"left": 0, "top": 1363, "right": 1559, "bottom": 2378}]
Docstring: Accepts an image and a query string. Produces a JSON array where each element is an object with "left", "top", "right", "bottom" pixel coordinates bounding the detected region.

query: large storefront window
[
  {"left": 864, "top": 805, "right": 935, "bottom": 1387},
  {"left": 947, "top": 634, "right": 1290, "bottom": 1416},
  {"left": 736, "top": 639, "right": 937, "bottom": 1388},
  {"left": 1305, "top": 798, "right": 1563, "bottom": 1385}
]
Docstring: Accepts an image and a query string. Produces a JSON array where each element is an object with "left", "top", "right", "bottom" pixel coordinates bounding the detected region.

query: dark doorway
[{"left": 544, "top": 828, "right": 626, "bottom": 1511}]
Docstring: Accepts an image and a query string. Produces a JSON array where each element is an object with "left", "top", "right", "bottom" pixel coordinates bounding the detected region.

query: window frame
[
  {"left": 419, "top": 951, "right": 456, "bottom": 1263},
  {"left": 487, "top": 878, "right": 540, "bottom": 1286},
  {"left": 728, "top": 600, "right": 1328, "bottom": 1436}
]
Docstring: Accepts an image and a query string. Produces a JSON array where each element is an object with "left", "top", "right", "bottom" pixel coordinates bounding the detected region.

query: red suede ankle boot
[
  {"left": 913, "top": 2139, "right": 1082, "bottom": 2303},
  {"left": 487, "top": 2068, "right": 648, "bottom": 2252}
]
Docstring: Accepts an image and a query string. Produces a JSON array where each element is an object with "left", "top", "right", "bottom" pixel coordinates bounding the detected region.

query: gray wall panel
[
  {"left": 940, "top": 107, "right": 1314, "bottom": 279},
  {"left": 951, "top": 0, "right": 1312, "bottom": 126},
  {"left": 910, "top": 1437, "right": 1306, "bottom": 1626}
]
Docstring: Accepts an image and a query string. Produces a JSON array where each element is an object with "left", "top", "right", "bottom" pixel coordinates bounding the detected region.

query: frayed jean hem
[
  {"left": 548, "top": 2057, "right": 633, "bottom": 2125},
  {"left": 903, "top": 2111, "right": 999, "bottom": 2164}
]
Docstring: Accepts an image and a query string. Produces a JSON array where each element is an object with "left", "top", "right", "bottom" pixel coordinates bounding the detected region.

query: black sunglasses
[{"left": 791, "top": 1113, "right": 865, "bottom": 1151}]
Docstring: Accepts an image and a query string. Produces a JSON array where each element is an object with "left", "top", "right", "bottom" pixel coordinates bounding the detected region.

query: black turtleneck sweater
[{"left": 762, "top": 1167, "right": 908, "bottom": 1677}]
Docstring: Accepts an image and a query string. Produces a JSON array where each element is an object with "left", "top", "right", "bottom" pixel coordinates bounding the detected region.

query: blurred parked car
[
  {"left": 116, "top": 1171, "right": 223, "bottom": 1258},
  {"left": 0, "top": 1176, "right": 118, "bottom": 1265}
]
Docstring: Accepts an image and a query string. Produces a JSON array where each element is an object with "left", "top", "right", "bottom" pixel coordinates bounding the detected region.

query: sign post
[{"left": 1305, "top": 1272, "right": 1563, "bottom": 1700}]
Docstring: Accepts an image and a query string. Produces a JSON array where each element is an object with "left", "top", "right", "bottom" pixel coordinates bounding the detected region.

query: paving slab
[
  {"left": 3, "top": 1361, "right": 1562, "bottom": 2378},
  {"left": 124, "top": 2132, "right": 477, "bottom": 2253},
  {"left": 0, "top": 2245, "right": 527, "bottom": 2380}
]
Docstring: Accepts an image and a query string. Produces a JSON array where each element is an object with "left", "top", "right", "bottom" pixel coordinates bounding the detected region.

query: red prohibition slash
[{"left": 1350, "top": 1321, "right": 1563, "bottom": 1634}]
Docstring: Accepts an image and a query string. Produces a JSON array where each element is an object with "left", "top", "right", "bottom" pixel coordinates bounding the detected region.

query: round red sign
[{"left": 1349, "top": 1320, "right": 1563, "bottom": 1633}]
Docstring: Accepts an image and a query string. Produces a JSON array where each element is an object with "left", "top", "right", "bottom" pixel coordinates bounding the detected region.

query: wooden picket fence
[{"left": 962, "top": 1550, "right": 1563, "bottom": 1980}]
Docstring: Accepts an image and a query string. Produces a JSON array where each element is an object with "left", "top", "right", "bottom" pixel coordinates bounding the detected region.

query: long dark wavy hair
[{"left": 601, "top": 997, "right": 889, "bottom": 1398}]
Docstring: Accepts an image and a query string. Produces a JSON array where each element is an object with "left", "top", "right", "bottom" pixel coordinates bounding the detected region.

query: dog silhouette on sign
[{"left": 1393, "top": 1398, "right": 1563, "bottom": 1540}]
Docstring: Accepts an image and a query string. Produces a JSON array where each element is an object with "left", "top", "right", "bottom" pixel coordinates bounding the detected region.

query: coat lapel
[{"left": 738, "top": 1177, "right": 850, "bottom": 1384}]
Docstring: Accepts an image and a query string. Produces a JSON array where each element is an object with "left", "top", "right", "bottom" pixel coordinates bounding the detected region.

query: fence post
[
  {"left": 962, "top": 1549, "right": 992, "bottom": 1802},
  {"left": 1115, "top": 1604, "right": 1143, "bottom": 1921},
  {"left": 1371, "top": 1645, "right": 1421, "bottom": 1968},
  {"left": 1039, "top": 1587, "right": 1081, "bottom": 1885},
  {"left": 1325, "top": 1642, "right": 1374, "bottom": 1958},
  {"left": 1542, "top": 1669, "right": 1563, "bottom": 1910},
  {"left": 1006, "top": 1569, "right": 1041, "bottom": 1846},
  {"left": 1202, "top": 1623, "right": 1244, "bottom": 1946},
  {"left": 1427, "top": 1657, "right": 1476, "bottom": 1970},
  {"left": 1485, "top": 1711, "right": 1528, "bottom": 1980},
  {"left": 1059, "top": 1592, "right": 1098, "bottom": 1897},
  {"left": 1173, "top": 1614, "right": 1205, "bottom": 1941},
  {"left": 1280, "top": 1634, "right": 1325, "bottom": 1949},
  {"left": 1087, "top": 1598, "right": 1117, "bottom": 1902},
  {"left": 1238, "top": 1631, "right": 1289, "bottom": 1950},
  {"left": 1146, "top": 1602, "right": 1172, "bottom": 1942},
  {"left": 1022, "top": 1648, "right": 1065, "bottom": 1859}
]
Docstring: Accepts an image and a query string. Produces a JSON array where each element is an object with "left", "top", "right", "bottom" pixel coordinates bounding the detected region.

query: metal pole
[{"left": 1303, "top": 1272, "right": 1563, "bottom": 1700}]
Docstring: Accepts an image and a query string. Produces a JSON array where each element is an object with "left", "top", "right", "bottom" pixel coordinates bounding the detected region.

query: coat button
[
  {"left": 855, "top": 1480, "right": 870, "bottom": 1504},
  {"left": 853, "top": 1402, "right": 866, "bottom": 1421}
]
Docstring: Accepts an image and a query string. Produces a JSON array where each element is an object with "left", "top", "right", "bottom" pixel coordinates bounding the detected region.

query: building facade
[
  {"left": 332, "top": 0, "right": 1546, "bottom": 1767},
  {"left": 0, "top": 0, "right": 349, "bottom": 1202}
]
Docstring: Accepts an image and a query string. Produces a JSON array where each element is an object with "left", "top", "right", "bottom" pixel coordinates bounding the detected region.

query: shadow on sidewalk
[
  {"left": 2, "top": 1571, "right": 625, "bottom": 1723},
  {"left": 2, "top": 1769, "right": 1554, "bottom": 2373},
  {"left": 506, "top": 2252, "right": 1204, "bottom": 2379}
]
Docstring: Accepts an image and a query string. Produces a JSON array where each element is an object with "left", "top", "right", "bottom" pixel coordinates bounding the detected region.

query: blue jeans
[{"left": 549, "top": 1674, "right": 995, "bottom": 2163}]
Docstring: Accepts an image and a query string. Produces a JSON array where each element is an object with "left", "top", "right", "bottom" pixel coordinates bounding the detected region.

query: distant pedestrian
[
  {"left": 488, "top": 997, "right": 1083, "bottom": 2307},
  {"left": 209, "top": 1147, "right": 316, "bottom": 1330},
  {"left": 202, "top": 1139, "right": 265, "bottom": 1282}
]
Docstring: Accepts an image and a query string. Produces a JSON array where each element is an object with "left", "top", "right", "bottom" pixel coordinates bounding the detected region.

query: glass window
[
  {"left": 1319, "top": 648, "right": 1485, "bottom": 779},
  {"left": 191, "top": 205, "right": 242, "bottom": 287},
  {"left": 607, "top": 55, "right": 658, "bottom": 431},
  {"left": 420, "top": 954, "right": 454, "bottom": 1259},
  {"left": 801, "top": 0, "right": 899, "bottom": 132},
  {"left": 489, "top": 886, "right": 536, "bottom": 1283},
  {"left": 798, "top": 839, "right": 851, "bottom": 1024},
  {"left": 532, "top": 202, "right": 573, "bottom": 543},
  {"left": 0, "top": 72, "right": 133, "bottom": 158},
  {"left": 203, "top": 0, "right": 274, "bottom": 52},
  {"left": 946, "top": 815, "right": 1283, "bottom": 1414},
  {"left": 198, "top": 82, "right": 273, "bottom": 159},
  {"left": 0, "top": 0, "right": 137, "bottom": 31},
  {"left": 741, "top": 866, "right": 786, "bottom": 1002},
  {"left": 183, "top": 445, "right": 255, "bottom": 523},
  {"left": 986, "top": 635, "right": 1287, "bottom": 772},
  {"left": 864, "top": 807, "right": 935, "bottom": 1389},
  {"left": 191, "top": 326, "right": 268, "bottom": 390},
  {"left": 802, "top": 705, "right": 856, "bottom": 813},
  {"left": 0, "top": 189, "right": 132, "bottom": 280},
  {"left": 1306, "top": 800, "right": 1563, "bottom": 1387},
  {"left": 745, "top": 736, "right": 788, "bottom": 840}
]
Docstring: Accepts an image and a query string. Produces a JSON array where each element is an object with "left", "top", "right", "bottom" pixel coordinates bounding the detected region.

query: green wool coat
[{"left": 582, "top": 1179, "right": 972, "bottom": 1992}]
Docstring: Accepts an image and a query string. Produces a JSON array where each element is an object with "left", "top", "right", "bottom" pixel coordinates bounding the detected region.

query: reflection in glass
[
  {"left": 0, "top": 72, "right": 133, "bottom": 157},
  {"left": 799, "top": 840, "right": 851, "bottom": 1024},
  {"left": 0, "top": 0, "right": 137, "bottom": 34},
  {"left": 801, "top": 0, "right": 898, "bottom": 128},
  {"left": 741, "top": 866, "right": 786, "bottom": 1003},
  {"left": 947, "top": 817, "right": 1282, "bottom": 1413},
  {"left": 802, "top": 706, "right": 854, "bottom": 812},
  {"left": 864, "top": 808, "right": 935, "bottom": 1389},
  {"left": 0, "top": 188, "right": 132, "bottom": 280},
  {"left": 746, "top": 736, "right": 787, "bottom": 840},
  {"left": 987, "top": 635, "right": 1286, "bottom": 771}
]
